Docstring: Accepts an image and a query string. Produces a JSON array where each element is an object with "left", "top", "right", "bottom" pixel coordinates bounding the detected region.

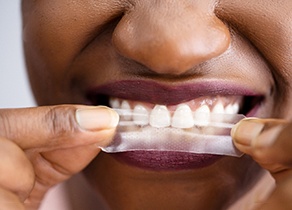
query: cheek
[
  {"left": 218, "top": 0, "right": 292, "bottom": 81},
  {"left": 22, "top": 0, "right": 127, "bottom": 73},
  {"left": 23, "top": 1, "right": 99, "bottom": 76},
  {"left": 217, "top": 0, "right": 292, "bottom": 116},
  {"left": 21, "top": 0, "right": 126, "bottom": 103}
]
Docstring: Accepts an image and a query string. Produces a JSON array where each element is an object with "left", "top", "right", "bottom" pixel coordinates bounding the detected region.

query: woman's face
[{"left": 22, "top": 0, "right": 292, "bottom": 208}]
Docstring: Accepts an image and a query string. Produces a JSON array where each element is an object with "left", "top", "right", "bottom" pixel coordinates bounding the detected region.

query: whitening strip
[{"left": 101, "top": 109, "right": 245, "bottom": 157}]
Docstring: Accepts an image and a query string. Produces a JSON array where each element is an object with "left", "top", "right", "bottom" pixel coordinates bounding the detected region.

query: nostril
[{"left": 112, "top": 9, "right": 231, "bottom": 76}]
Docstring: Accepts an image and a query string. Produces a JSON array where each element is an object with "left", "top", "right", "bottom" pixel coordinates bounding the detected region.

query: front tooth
[
  {"left": 121, "top": 100, "right": 132, "bottom": 120},
  {"left": 150, "top": 105, "right": 171, "bottom": 128},
  {"left": 133, "top": 104, "right": 149, "bottom": 126},
  {"left": 194, "top": 105, "right": 210, "bottom": 126},
  {"left": 171, "top": 104, "right": 194, "bottom": 128}
]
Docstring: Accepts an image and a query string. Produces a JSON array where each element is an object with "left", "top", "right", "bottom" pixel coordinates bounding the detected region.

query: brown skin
[
  {"left": 7, "top": 0, "right": 290, "bottom": 209},
  {"left": 0, "top": 105, "right": 117, "bottom": 209}
]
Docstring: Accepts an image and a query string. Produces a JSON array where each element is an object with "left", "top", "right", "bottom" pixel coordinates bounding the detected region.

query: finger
[
  {"left": 23, "top": 142, "right": 104, "bottom": 209},
  {"left": 39, "top": 130, "right": 114, "bottom": 175},
  {"left": 0, "top": 187, "right": 25, "bottom": 210},
  {"left": 0, "top": 105, "right": 119, "bottom": 150},
  {"left": 231, "top": 118, "right": 291, "bottom": 173},
  {"left": 0, "top": 137, "right": 34, "bottom": 201}
]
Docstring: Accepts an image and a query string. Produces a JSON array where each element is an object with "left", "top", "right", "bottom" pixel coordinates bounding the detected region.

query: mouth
[{"left": 86, "top": 80, "right": 265, "bottom": 171}]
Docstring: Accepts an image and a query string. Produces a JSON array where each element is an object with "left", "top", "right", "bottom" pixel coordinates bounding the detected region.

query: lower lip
[{"left": 110, "top": 151, "right": 222, "bottom": 171}]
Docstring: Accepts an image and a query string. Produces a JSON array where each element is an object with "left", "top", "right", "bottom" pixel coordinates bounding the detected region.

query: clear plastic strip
[{"left": 101, "top": 110, "right": 245, "bottom": 157}]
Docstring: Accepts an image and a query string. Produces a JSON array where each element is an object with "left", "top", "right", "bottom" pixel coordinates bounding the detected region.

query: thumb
[
  {"left": 231, "top": 118, "right": 291, "bottom": 171},
  {"left": 0, "top": 105, "right": 119, "bottom": 150}
]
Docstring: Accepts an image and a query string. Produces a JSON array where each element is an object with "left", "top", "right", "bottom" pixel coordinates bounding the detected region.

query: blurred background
[{"left": 0, "top": 1, "right": 35, "bottom": 108}]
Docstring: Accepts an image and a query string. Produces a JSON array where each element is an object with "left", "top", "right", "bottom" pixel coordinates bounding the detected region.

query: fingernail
[
  {"left": 76, "top": 106, "right": 119, "bottom": 131},
  {"left": 231, "top": 118, "right": 264, "bottom": 146}
]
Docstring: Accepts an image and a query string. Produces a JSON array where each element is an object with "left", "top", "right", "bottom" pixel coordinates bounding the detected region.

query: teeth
[
  {"left": 110, "top": 98, "right": 120, "bottom": 109},
  {"left": 194, "top": 105, "right": 210, "bottom": 126},
  {"left": 225, "top": 104, "right": 234, "bottom": 114},
  {"left": 150, "top": 105, "right": 171, "bottom": 128},
  {"left": 120, "top": 100, "right": 131, "bottom": 120},
  {"left": 133, "top": 105, "right": 149, "bottom": 126},
  {"left": 212, "top": 102, "right": 225, "bottom": 114},
  {"left": 212, "top": 102, "right": 224, "bottom": 122},
  {"left": 109, "top": 98, "right": 241, "bottom": 128},
  {"left": 171, "top": 104, "right": 194, "bottom": 128},
  {"left": 232, "top": 103, "right": 239, "bottom": 113},
  {"left": 121, "top": 100, "right": 131, "bottom": 110}
]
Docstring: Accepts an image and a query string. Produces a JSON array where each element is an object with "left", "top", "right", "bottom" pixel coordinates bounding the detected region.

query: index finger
[{"left": 0, "top": 105, "right": 119, "bottom": 150}]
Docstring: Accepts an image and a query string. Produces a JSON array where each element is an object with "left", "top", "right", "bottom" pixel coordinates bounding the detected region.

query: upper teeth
[
  {"left": 110, "top": 98, "right": 240, "bottom": 128},
  {"left": 150, "top": 105, "right": 171, "bottom": 128},
  {"left": 133, "top": 104, "right": 149, "bottom": 126},
  {"left": 171, "top": 104, "right": 194, "bottom": 128}
]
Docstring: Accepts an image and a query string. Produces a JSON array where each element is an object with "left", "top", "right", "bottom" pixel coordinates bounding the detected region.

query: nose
[{"left": 112, "top": 0, "right": 231, "bottom": 75}]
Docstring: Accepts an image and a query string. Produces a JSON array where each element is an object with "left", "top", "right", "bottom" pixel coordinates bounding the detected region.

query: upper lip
[{"left": 86, "top": 79, "right": 267, "bottom": 113}]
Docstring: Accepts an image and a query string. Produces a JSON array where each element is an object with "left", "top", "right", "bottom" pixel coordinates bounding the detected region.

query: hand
[
  {"left": 0, "top": 105, "right": 119, "bottom": 209},
  {"left": 231, "top": 118, "right": 292, "bottom": 209}
]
